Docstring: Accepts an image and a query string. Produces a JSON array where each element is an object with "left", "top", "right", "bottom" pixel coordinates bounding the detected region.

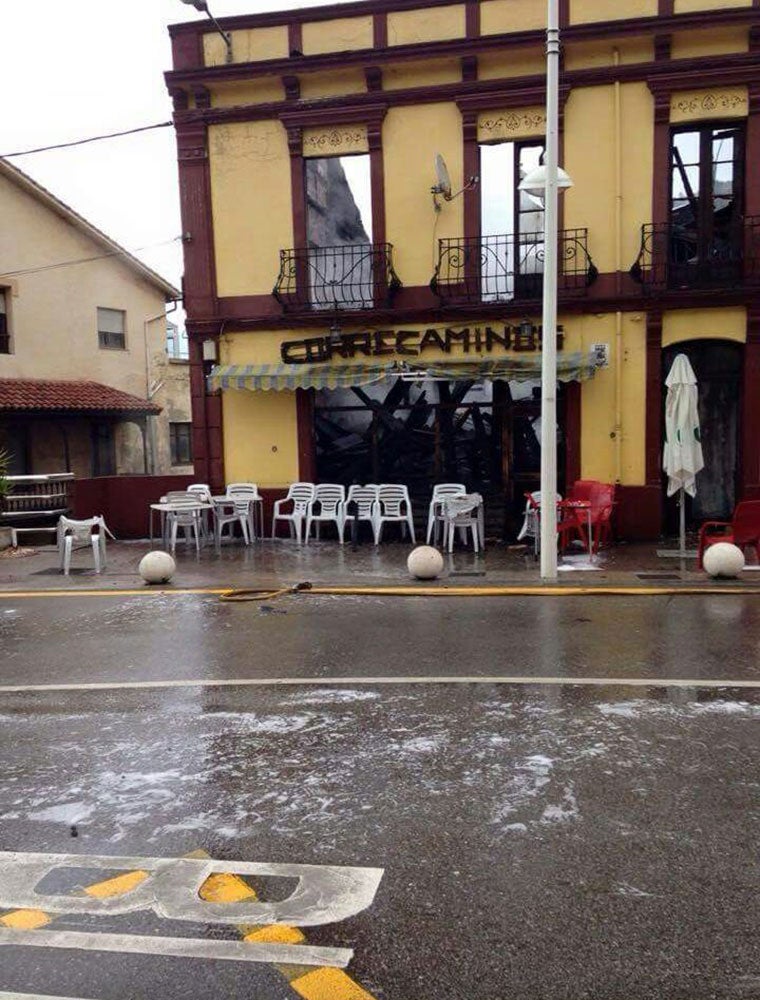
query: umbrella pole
[{"left": 679, "top": 486, "right": 686, "bottom": 558}]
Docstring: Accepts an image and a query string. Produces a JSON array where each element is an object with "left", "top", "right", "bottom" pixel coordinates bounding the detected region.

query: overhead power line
[
  {"left": 1, "top": 236, "right": 183, "bottom": 279},
  {"left": 1, "top": 122, "right": 174, "bottom": 159}
]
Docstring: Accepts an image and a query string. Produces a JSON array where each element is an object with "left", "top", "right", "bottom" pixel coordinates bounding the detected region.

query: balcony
[
  {"left": 630, "top": 218, "right": 760, "bottom": 294},
  {"left": 430, "top": 229, "right": 597, "bottom": 306},
  {"left": 273, "top": 243, "right": 402, "bottom": 312}
]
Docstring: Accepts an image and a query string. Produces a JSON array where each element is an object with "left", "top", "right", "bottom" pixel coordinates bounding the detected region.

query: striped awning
[
  {"left": 208, "top": 352, "right": 600, "bottom": 392},
  {"left": 208, "top": 362, "right": 396, "bottom": 392},
  {"left": 402, "top": 352, "right": 600, "bottom": 383}
]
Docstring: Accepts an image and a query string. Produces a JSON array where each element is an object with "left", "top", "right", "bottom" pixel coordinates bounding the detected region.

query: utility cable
[
  {"left": 1, "top": 236, "right": 183, "bottom": 278},
  {"left": 0, "top": 122, "right": 173, "bottom": 159}
]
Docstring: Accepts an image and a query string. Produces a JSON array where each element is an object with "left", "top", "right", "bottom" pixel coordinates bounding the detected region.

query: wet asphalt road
[{"left": 0, "top": 592, "right": 759, "bottom": 999}]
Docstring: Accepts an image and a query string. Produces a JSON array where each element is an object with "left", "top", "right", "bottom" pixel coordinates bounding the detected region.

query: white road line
[
  {"left": 0, "top": 993, "right": 96, "bottom": 1000},
  {"left": 0, "top": 927, "right": 351, "bottom": 969},
  {"left": 0, "top": 675, "right": 758, "bottom": 694}
]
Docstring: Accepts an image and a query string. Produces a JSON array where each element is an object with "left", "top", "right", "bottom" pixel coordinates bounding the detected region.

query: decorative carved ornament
[
  {"left": 670, "top": 88, "right": 748, "bottom": 123},
  {"left": 302, "top": 125, "right": 369, "bottom": 157},
  {"left": 477, "top": 107, "right": 546, "bottom": 142}
]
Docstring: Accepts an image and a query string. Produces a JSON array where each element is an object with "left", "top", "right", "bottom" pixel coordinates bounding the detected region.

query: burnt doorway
[
  {"left": 662, "top": 339, "right": 742, "bottom": 529},
  {"left": 314, "top": 376, "right": 567, "bottom": 538}
]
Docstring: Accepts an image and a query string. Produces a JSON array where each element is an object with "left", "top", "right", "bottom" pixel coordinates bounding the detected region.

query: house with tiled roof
[{"left": 0, "top": 158, "right": 192, "bottom": 479}]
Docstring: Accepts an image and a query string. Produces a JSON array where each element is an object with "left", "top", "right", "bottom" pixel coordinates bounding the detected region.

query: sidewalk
[{"left": 1, "top": 535, "right": 756, "bottom": 592}]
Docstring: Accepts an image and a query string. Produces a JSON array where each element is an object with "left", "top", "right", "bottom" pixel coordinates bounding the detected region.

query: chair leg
[
  {"left": 448, "top": 523, "right": 454, "bottom": 553},
  {"left": 170, "top": 519, "right": 178, "bottom": 553},
  {"left": 92, "top": 536, "right": 101, "bottom": 574},
  {"left": 409, "top": 517, "right": 416, "bottom": 545},
  {"left": 426, "top": 513, "right": 434, "bottom": 545},
  {"left": 304, "top": 517, "right": 312, "bottom": 543},
  {"left": 337, "top": 517, "right": 345, "bottom": 545},
  {"left": 63, "top": 536, "right": 72, "bottom": 576}
]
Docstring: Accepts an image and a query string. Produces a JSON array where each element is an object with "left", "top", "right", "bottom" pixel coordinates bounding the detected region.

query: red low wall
[{"left": 73, "top": 475, "right": 195, "bottom": 540}]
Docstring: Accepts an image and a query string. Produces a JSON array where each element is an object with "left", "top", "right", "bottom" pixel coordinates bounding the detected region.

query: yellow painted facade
[
  {"left": 173, "top": 0, "right": 760, "bottom": 535},
  {"left": 386, "top": 4, "right": 466, "bottom": 46},
  {"left": 302, "top": 16, "right": 374, "bottom": 56}
]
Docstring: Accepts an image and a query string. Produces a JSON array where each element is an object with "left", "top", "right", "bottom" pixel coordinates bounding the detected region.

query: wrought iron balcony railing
[
  {"left": 273, "top": 243, "right": 402, "bottom": 312},
  {"left": 430, "top": 229, "right": 597, "bottom": 306},
  {"left": 630, "top": 218, "right": 760, "bottom": 293}
]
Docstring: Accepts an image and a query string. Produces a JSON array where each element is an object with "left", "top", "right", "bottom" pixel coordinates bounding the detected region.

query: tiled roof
[{"left": 0, "top": 379, "right": 161, "bottom": 415}]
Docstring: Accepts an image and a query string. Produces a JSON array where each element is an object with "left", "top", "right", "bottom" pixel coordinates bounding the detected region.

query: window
[
  {"left": 479, "top": 140, "right": 546, "bottom": 300},
  {"left": 166, "top": 323, "right": 189, "bottom": 360},
  {"left": 669, "top": 123, "right": 745, "bottom": 287},
  {"left": 170, "top": 422, "right": 192, "bottom": 466},
  {"left": 304, "top": 154, "right": 374, "bottom": 309},
  {"left": 97, "top": 307, "right": 126, "bottom": 350},
  {"left": 0, "top": 289, "right": 9, "bottom": 354}
]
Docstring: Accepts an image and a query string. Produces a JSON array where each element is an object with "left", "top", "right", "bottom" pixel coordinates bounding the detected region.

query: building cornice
[{"left": 166, "top": 8, "right": 760, "bottom": 86}]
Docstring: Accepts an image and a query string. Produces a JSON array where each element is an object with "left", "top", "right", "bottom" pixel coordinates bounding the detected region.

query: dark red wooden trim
[
  {"left": 174, "top": 54, "right": 760, "bottom": 129},
  {"left": 462, "top": 112, "right": 479, "bottom": 243},
  {"left": 296, "top": 388, "right": 316, "bottom": 481},
  {"left": 564, "top": 381, "right": 581, "bottom": 486},
  {"left": 187, "top": 335, "right": 225, "bottom": 490},
  {"left": 465, "top": 0, "right": 479, "bottom": 39},
  {"left": 652, "top": 95, "right": 671, "bottom": 228},
  {"left": 171, "top": 29, "right": 203, "bottom": 72},
  {"left": 365, "top": 65, "right": 383, "bottom": 91},
  {"left": 169, "top": 8, "right": 760, "bottom": 83},
  {"left": 461, "top": 55, "right": 478, "bottom": 83},
  {"left": 175, "top": 121, "right": 218, "bottom": 320},
  {"left": 740, "top": 308, "right": 760, "bottom": 497},
  {"left": 368, "top": 123, "right": 387, "bottom": 246},
  {"left": 645, "top": 310, "right": 663, "bottom": 488},
  {"left": 373, "top": 12, "right": 387, "bottom": 48},
  {"left": 615, "top": 485, "right": 662, "bottom": 541},
  {"left": 654, "top": 34, "right": 671, "bottom": 61},
  {"left": 282, "top": 75, "right": 301, "bottom": 100},
  {"left": 746, "top": 85, "right": 760, "bottom": 217},
  {"left": 288, "top": 20, "right": 303, "bottom": 56},
  {"left": 286, "top": 127, "right": 308, "bottom": 299},
  {"left": 658, "top": 0, "right": 674, "bottom": 14},
  {"left": 281, "top": 103, "right": 388, "bottom": 130},
  {"left": 558, "top": 0, "right": 570, "bottom": 29}
]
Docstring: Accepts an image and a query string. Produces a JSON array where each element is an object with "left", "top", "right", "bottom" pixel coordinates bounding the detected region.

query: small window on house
[
  {"left": 0, "top": 289, "right": 9, "bottom": 354},
  {"left": 97, "top": 307, "right": 126, "bottom": 350},
  {"left": 170, "top": 422, "right": 192, "bottom": 466}
]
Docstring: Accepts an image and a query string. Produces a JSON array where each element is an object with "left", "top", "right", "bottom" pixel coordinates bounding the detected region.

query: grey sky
[{"left": 2, "top": 0, "right": 347, "bottom": 309}]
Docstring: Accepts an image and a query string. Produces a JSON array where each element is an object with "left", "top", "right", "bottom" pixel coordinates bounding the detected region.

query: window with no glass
[
  {"left": 669, "top": 123, "right": 745, "bottom": 287},
  {"left": 170, "top": 422, "right": 192, "bottom": 466},
  {"left": 0, "top": 289, "right": 9, "bottom": 354},
  {"left": 305, "top": 154, "right": 373, "bottom": 309},
  {"left": 479, "top": 140, "right": 546, "bottom": 301},
  {"left": 97, "top": 307, "right": 126, "bottom": 350}
]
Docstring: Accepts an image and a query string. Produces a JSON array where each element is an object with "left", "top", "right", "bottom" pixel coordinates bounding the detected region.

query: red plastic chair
[
  {"left": 697, "top": 501, "right": 760, "bottom": 568},
  {"left": 560, "top": 481, "right": 616, "bottom": 554}
]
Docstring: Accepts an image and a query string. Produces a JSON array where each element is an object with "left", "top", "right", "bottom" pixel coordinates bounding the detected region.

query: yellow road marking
[
  {"left": 0, "top": 862, "right": 379, "bottom": 999},
  {"left": 84, "top": 870, "right": 148, "bottom": 898},
  {"left": 1, "top": 584, "right": 760, "bottom": 600},
  {"left": 291, "top": 966, "right": 379, "bottom": 1000},
  {"left": 0, "top": 908, "right": 50, "bottom": 930}
]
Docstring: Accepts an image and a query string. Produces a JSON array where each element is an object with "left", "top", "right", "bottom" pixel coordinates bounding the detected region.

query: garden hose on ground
[{"left": 218, "top": 582, "right": 760, "bottom": 602}]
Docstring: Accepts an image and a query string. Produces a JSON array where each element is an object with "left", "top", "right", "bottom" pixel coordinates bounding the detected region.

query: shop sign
[{"left": 281, "top": 323, "right": 565, "bottom": 364}]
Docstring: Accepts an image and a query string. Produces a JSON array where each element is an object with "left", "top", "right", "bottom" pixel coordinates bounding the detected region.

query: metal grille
[
  {"left": 273, "top": 243, "right": 402, "bottom": 312},
  {"left": 430, "top": 230, "right": 597, "bottom": 305},
  {"left": 630, "top": 217, "right": 760, "bottom": 292}
]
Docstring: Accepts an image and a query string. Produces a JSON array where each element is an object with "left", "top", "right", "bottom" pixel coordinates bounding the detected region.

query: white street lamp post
[{"left": 519, "top": 0, "right": 568, "bottom": 581}]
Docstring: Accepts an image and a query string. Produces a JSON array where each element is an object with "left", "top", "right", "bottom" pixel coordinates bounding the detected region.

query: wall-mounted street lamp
[
  {"left": 179, "top": 0, "right": 233, "bottom": 63},
  {"left": 517, "top": 0, "right": 572, "bottom": 582}
]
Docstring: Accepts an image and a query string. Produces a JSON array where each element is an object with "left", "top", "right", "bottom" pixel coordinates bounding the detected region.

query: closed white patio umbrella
[{"left": 660, "top": 353, "right": 704, "bottom": 558}]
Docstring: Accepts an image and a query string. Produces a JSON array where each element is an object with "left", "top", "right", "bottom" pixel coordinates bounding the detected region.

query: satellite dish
[{"left": 433, "top": 154, "right": 452, "bottom": 200}]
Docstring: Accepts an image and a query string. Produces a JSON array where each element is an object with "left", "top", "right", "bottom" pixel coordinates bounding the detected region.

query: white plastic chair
[
  {"left": 187, "top": 484, "right": 212, "bottom": 543},
  {"left": 342, "top": 485, "right": 379, "bottom": 543},
  {"left": 426, "top": 483, "right": 467, "bottom": 545},
  {"left": 214, "top": 490, "right": 252, "bottom": 548},
  {"left": 272, "top": 483, "right": 315, "bottom": 544},
  {"left": 518, "top": 491, "right": 562, "bottom": 556},
  {"left": 164, "top": 492, "right": 203, "bottom": 554},
  {"left": 372, "top": 485, "right": 416, "bottom": 545},
  {"left": 305, "top": 484, "right": 346, "bottom": 543},
  {"left": 57, "top": 515, "right": 112, "bottom": 576},
  {"left": 226, "top": 482, "right": 263, "bottom": 539},
  {"left": 442, "top": 494, "right": 483, "bottom": 553}
]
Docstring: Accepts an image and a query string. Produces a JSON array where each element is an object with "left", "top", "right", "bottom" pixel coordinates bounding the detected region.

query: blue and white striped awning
[{"left": 208, "top": 352, "right": 600, "bottom": 392}]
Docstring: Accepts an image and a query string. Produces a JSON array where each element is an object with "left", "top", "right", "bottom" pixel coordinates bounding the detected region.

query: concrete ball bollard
[
  {"left": 407, "top": 545, "right": 444, "bottom": 580},
  {"left": 139, "top": 550, "right": 176, "bottom": 585},
  {"left": 702, "top": 541, "right": 745, "bottom": 579}
]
